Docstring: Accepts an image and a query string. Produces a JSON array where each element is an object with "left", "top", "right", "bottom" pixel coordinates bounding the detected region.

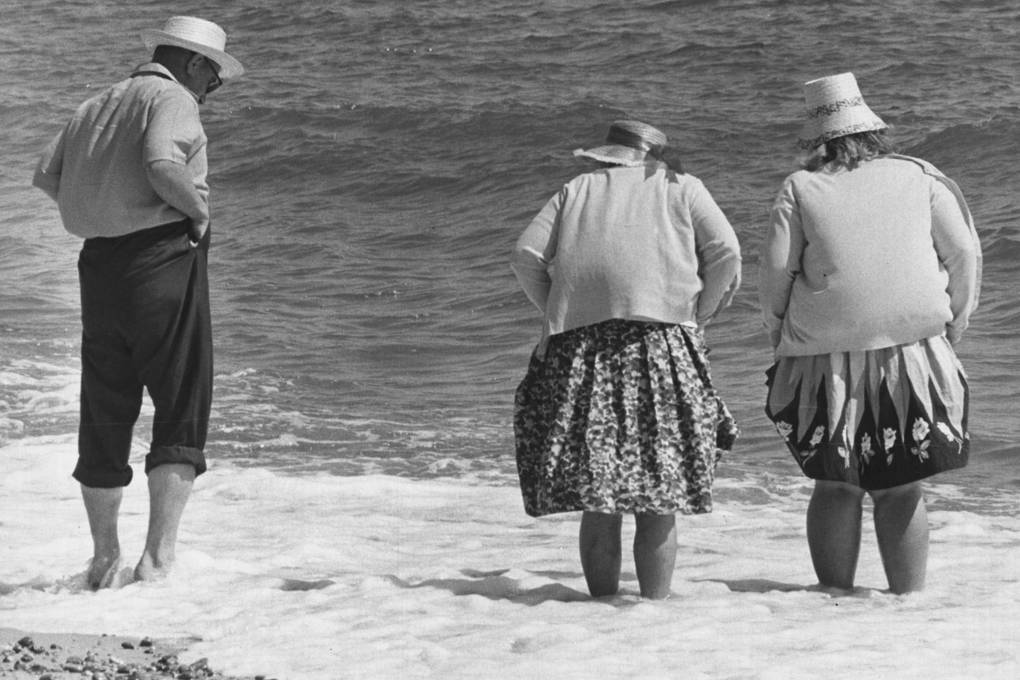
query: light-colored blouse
[
  {"left": 760, "top": 155, "right": 980, "bottom": 357},
  {"left": 512, "top": 163, "right": 741, "bottom": 338},
  {"left": 32, "top": 63, "right": 208, "bottom": 239}
]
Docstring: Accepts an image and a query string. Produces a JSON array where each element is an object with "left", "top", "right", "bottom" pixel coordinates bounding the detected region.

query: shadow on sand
[
  {"left": 695, "top": 578, "right": 875, "bottom": 597},
  {"left": 695, "top": 578, "right": 809, "bottom": 593},
  {"left": 387, "top": 568, "right": 591, "bottom": 605}
]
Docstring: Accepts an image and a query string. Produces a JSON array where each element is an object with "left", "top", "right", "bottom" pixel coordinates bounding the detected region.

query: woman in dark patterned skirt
[
  {"left": 511, "top": 120, "right": 741, "bottom": 599},
  {"left": 760, "top": 73, "right": 982, "bottom": 593}
]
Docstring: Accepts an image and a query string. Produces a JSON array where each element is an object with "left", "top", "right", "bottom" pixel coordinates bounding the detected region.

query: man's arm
[
  {"left": 146, "top": 159, "right": 210, "bottom": 242},
  {"left": 32, "top": 130, "right": 66, "bottom": 202}
]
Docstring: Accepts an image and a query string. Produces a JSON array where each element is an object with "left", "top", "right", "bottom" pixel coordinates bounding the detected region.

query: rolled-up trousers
[{"left": 73, "top": 219, "right": 212, "bottom": 488}]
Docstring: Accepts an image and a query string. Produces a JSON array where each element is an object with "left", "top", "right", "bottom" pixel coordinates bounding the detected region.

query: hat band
[
  {"left": 799, "top": 121, "right": 887, "bottom": 149},
  {"left": 605, "top": 126, "right": 657, "bottom": 152},
  {"left": 807, "top": 96, "right": 868, "bottom": 119}
]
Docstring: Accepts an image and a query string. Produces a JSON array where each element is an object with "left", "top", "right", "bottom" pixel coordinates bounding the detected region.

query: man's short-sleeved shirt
[{"left": 34, "top": 63, "right": 207, "bottom": 238}]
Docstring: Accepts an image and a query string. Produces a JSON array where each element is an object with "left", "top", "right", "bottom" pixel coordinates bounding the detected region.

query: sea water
[{"left": 1, "top": 1, "right": 1018, "bottom": 678}]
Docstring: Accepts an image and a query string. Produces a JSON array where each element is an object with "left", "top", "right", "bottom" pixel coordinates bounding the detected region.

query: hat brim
[
  {"left": 141, "top": 29, "right": 244, "bottom": 80},
  {"left": 573, "top": 144, "right": 652, "bottom": 167}
]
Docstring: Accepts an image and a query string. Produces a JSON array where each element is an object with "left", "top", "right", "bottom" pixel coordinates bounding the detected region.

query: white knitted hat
[
  {"left": 141, "top": 16, "right": 244, "bottom": 80},
  {"left": 799, "top": 72, "right": 886, "bottom": 149}
]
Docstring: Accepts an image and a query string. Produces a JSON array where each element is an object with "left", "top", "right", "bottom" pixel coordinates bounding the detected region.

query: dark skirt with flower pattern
[
  {"left": 764, "top": 335, "right": 969, "bottom": 490},
  {"left": 514, "top": 319, "right": 738, "bottom": 517}
]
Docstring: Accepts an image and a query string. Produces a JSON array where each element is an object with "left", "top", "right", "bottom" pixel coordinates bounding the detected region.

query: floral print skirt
[
  {"left": 764, "top": 335, "right": 969, "bottom": 490},
  {"left": 514, "top": 319, "right": 738, "bottom": 517}
]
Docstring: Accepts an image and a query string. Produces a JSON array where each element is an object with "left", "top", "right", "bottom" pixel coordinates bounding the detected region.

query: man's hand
[
  {"left": 146, "top": 159, "right": 209, "bottom": 236},
  {"left": 189, "top": 217, "right": 210, "bottom": 244}
]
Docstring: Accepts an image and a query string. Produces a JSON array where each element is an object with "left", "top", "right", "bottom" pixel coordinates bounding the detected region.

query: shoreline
[{"left": 0, "top": 628, "right": 266, "bottom": 680}]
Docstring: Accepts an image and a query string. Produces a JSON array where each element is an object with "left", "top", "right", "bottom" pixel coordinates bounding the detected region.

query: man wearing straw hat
[{"left": 32, "top": 16, "right": 243, "bottom": 588}]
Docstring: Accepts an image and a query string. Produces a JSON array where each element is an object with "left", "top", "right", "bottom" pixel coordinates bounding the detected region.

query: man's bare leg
[
  {"left": 134, "top": 463, "right": 196, "bottom": 581},
  {"left": 81, "top": 484, "right": 123, "bottom": 590}
]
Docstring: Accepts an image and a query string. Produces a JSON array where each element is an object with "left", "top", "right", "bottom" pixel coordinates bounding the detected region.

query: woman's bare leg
[
  {"left": 870, "top": 482, "right": 928, "bottom": 594},
  {"left": 807, "top": 480, "right": 865, "bottom": 590},
  {"left": 633, "top": 513, "right": 677, "bottom": 599},
  {"left": 579, "top": 511, "right": 622, "bottom": 597}
]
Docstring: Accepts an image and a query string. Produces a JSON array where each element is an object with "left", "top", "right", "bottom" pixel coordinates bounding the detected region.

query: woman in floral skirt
[
  {"left": 512, "top": 120, "right": 741, "bottom": 599},
  {"left": 760, "top": 73, "right": 981, "bottom": 593}
]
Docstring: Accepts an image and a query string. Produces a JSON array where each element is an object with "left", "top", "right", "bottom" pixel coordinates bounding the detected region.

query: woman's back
[
  {"left": 515, "top": 163, "right": 740, "bottom": 337},
  {"left": 549, "top": 165, "right": 704, "bottom": 333},
  {"left": 766, "top": 156, "right": 973, "bottom": 356}
]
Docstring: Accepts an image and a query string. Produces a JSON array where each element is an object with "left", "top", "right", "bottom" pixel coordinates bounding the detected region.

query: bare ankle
[
  {"left": 134, "top": 550, "right": 174, "bottom": 582},
  {"left": 87, "top": 550, "right": 121, "bottom": 590}
]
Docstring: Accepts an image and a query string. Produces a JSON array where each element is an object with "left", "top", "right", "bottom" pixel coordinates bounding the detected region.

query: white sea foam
[{"left": 1, "top": 436, "right": 1017, "bottom": 680}]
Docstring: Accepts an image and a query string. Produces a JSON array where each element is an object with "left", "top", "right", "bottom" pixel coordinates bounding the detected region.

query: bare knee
[
  {"left": 634, "top": 513, "right": 676, "bottom": 543},
  {"left": 808, "top": 480, "right": 866, "bottom": 521},
  {"left": 869, "top": 481, "right": 927, "bottom": 535},
  {"left": 581, "top": 511, "right": 622, "bottom": 536},
  {"left": 813, "top": 480, "right": 866, "bottom": 502},
  {"left": 147, "top": 462, "right": 197, "bottom": 483},
  {"left": 869, "top": 481, "right": 923, "bottom": 505},
  {"left": 868, "top": 482, "right": 928, "bottom": 594}
]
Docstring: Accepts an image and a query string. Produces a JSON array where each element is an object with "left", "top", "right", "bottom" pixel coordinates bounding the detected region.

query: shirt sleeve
[
  {"left": 32, "top": 126, "right": 67, "bottom": 199},
  {"left": 143, "top": 89, "right": 205, "bottom": 166},
  {"left": 688, "top": 179, "right": 741, "bottom": 324},
  {"left": 930, "top": 178, "right": 979, "bottom": 341},
  {"left": 760, "top": 177, "right": 803, "bottom": 349},
  {"left": 510, "top": 188, "right": 563, "bottom": 312}
]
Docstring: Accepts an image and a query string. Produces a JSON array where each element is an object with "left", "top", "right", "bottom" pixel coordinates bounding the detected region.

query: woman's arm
[
  {"left": 510, "top": 189, "right": 563, "bottom": 313},
  {"left": 760, "top": 178, "right": 803, "bottom": 349},
  {"left": 689, "top": 180, "right": 742, "bottom": 324},
  {"left": 930, "top": 180, "right": 979, "bottom": 343}
]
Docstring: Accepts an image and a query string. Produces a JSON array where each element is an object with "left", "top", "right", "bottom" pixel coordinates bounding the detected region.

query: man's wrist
[{"left": 189, "top": 216, "right": 210, "bottom": 241}]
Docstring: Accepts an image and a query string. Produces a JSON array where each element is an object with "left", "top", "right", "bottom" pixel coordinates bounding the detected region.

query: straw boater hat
[
  {"left": 799, "top": 72, "right": 886, "bottom": 149},
  {"left": 141, "top": 16, "right": 244, "bottom": 80},
  {"left": 573, "top": 120, "right": 669, "bottom": 166}
]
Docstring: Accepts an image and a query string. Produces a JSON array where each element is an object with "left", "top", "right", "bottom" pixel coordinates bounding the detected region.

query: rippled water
[{"left": 1, "top": 0, "right": 1017, "bottom": 486}]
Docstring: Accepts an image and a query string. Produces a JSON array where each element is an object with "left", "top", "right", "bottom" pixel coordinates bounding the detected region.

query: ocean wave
[
  {"left": 906, "top": 114, "right": 1020, "bottom": 169},
  {"left": 4, "top": 0, "right": 1019, "bottom": 492}
]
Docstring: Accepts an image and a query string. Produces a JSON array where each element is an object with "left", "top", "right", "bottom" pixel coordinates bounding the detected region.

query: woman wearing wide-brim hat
[
  {"left": 760, "top": 72, "right": 982, "bottom": 593},
  {"left": 512, "top": 120, "right": 742, "bottom": 599}
]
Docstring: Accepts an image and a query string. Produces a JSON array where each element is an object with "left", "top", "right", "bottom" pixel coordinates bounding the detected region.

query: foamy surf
[{"left": 2, "top": 436, "right": 1017, "bottom": 679}]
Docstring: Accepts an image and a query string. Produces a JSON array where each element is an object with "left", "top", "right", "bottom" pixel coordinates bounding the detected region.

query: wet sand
[{"left": 0, "top": 628, "right": 267, "bottom": 679}]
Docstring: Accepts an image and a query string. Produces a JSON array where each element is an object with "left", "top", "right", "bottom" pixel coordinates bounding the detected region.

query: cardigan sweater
[
  {"left": 511, "top": 163, "right": 742, "bottom": 338},
  {"left": 760, "top": 156, "right": 980, "bottom": 357}
]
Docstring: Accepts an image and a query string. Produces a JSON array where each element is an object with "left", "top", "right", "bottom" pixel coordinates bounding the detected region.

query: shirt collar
[{"left": 130, "top": 62, "right": 200, "bottom": 102}]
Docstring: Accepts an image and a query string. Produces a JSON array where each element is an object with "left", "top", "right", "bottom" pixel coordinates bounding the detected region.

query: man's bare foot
[
  {"left": 87, "top": 552, "right": 121, "bottom": 590},
  {"left": 133, "top": 552, "right": 173, "bottom": 582}
]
